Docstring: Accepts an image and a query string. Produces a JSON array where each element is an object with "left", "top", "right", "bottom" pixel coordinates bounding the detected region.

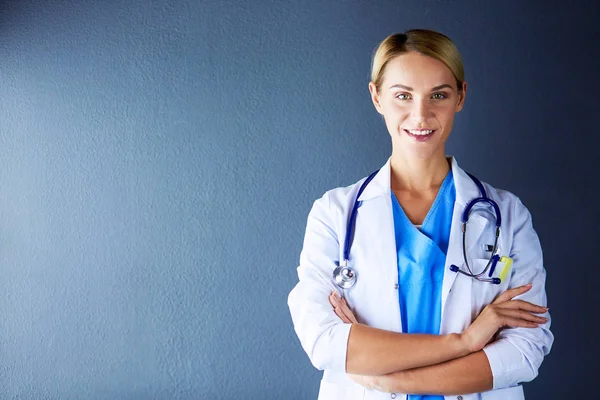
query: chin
[{"left": 395, "top": 140, "right": 445, "bottom": 160}]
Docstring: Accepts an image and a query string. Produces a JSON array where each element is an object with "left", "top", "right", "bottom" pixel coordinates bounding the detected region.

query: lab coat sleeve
[
  {"left": 288, "top": 191, "right": 352, "bottom": 372},
  {"left": 482, "top": 198, "right": 554, "bottom": 389}
]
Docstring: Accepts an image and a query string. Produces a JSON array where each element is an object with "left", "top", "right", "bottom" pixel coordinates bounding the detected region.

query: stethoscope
[{"left": 332, "top": 169, "right": 513, "bottom": 291}]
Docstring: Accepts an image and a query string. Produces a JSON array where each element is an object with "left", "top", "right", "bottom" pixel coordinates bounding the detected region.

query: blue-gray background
[{"left": 1, "top": 0, "right": 598, "bottom": 399}]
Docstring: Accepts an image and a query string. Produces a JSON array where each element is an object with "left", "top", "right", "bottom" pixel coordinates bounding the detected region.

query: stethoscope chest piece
[{"left": 333, "top": 263, "right": 357, "bottom": 289}]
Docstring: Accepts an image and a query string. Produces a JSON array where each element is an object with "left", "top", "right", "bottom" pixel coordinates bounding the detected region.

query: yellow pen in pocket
[{"left": 498, "top": 256, "right": 514, "bottom": 283}]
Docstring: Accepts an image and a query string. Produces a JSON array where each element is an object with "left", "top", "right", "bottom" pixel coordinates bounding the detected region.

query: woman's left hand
[{"left": 328, "top": 291, "right": 359, "bottom": 324}]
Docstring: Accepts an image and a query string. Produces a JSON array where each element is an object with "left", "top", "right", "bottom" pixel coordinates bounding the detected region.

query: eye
[
  {"left": 431, "top": 92, "right": 448, "bottom": 100},
  {"left": 395, "top": 93, "right": 411, "bottom": 100}
]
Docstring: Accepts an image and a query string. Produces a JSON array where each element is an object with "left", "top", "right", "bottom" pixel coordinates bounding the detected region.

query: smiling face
[{"left": 369, "top": 51, "right": 467, "bottom": 162}]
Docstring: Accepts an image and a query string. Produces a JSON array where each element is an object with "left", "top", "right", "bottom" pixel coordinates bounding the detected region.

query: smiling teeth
[{"left": 407, "top": 129, "right": 433, "bottom": 136}]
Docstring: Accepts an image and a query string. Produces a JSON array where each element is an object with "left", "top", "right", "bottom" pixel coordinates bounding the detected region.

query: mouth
[{"left": 403, "top": 129, "right": 436, "bottom": 142}]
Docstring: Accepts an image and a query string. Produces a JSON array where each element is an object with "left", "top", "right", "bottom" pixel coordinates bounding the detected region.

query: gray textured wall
[{"left": 0, "top": 0, "right": 598, "bottom": 399}]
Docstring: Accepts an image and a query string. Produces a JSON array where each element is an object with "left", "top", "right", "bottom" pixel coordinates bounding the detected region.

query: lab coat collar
[
  {"left": 357, "top": 156, "right": 482, "bottom": 206},
  {"left": 356, "top": 158, "right": 391, "bottom": 202}
]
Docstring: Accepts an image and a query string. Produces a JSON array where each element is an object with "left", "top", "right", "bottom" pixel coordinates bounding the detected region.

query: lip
[{"left": 403, "top": 129, "right": 436, "bottom": 142}]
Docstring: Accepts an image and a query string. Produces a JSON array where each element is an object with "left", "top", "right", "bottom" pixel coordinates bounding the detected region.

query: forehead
[{"left": 382, "top": 52, "right": 456, "bottom": 89}]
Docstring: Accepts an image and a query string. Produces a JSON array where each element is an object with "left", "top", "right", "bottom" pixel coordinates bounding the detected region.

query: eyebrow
[{"left": 389, "top": 84, "right": 454, "bottom": 91}]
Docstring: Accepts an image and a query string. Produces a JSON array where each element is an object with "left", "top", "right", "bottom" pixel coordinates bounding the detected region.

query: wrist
[{"left": 452, "top": 332, "right": 473, "bottom": 356}]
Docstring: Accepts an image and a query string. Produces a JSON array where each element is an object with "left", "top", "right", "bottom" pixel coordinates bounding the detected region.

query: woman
[{"left": 288, "top": 29, "right": 553, "bottom": 400}]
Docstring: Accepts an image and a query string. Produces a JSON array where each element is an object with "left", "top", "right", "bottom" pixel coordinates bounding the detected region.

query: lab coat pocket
[{"left": 470, "top": 258, "right": 509, "bottom": 317}]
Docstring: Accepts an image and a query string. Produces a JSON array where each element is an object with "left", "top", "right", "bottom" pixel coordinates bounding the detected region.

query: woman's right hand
[{"left": 460, "top": 283, "right": 548, "bottom": 353}]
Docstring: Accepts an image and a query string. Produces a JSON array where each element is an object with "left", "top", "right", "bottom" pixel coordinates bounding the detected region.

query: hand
[
  {"left": 329, "top": 291, "right": 359, "bottom": 324},
  {"left": 460, "top": 283, "right": 548, "bottom": 352}
]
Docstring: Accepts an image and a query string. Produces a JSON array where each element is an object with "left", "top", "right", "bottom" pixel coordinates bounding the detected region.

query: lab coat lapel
[
  {"left": 440, "top": 158, "right": 487, "bottom": 315},
  {"left": 355, "top": 159, "right": 402, "bottom": 332}
]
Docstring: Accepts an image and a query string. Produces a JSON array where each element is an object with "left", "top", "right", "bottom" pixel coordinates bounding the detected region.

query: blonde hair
[{"left": 371, "top": 29, "right": 465, "bottom": 92}]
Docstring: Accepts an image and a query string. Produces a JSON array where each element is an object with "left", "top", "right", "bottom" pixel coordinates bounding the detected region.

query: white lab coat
[{"left": 288, "top": 157, "right": 553, "bottom": 400}]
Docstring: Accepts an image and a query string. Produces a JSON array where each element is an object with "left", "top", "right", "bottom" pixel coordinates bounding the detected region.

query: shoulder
[
  {"left": 303, "top": 176, "right": 369, "bottom": 240},
  {"left": 451, "top": 154, "right": 535, "bottom": 231},
  {"left": 481, "top": 181, "right": 530, "bottom": 216},
  {"left": 475, "top": 180, "right": 542, "bottom": 261},
  {"left": 451, "top": 155, "right": 526, "bottom": 215},
  {"left": 311, "top": 175, "right": 369, "bottom": 212},
  {"left": 476, "top": 180, "right": 537, "bottom": 241},
  {"left": 483, "top": 182, "right": 519, "bottom": 206}
]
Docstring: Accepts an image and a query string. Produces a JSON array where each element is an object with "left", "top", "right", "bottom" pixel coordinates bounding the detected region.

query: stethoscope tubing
[
  {"left": 342, "top": 170, "right": 380, "bottom": 264},
  {"left": 334, "top": 168, "right": 505, "bottom": 290}
]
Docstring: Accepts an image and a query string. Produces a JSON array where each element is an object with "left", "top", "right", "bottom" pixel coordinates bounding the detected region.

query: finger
[
  {"left": 500, "top": 317, "right": 539, "bottom": 329},
  {"left": 329, "top": 293, "right": 351, "bottom": 322},
  {"left": 329, "top": 294, "right": 336, "bottom": 308},
  {"left": 338, "top": 297, "right": 359, "bottom": 324},
  {"left": 329, "top": 292, "right": 339, "bottom": 307},
  {"left": 333, "top": 306, "right": 348, "bottom": 322},
  {"left": 493, "top": 284, "right": 532, "bottom": 304},
  {"left": 334, "top": 306, "right": 352, "bottom": 323},
  {"left": 498, "top": 309, "right": 548, "bottom": 324},
  {"left": 495, "top": 299, "right": 548, "bottom": 314},
  {"left": 329, "top": 292, "right": 358, "bottom": 323},
  {"left": 492, "top": 284, "right": 532, "bottom": 304},
  {"left": 329, "top": 291, "right": 344, "bottom": 307},
  {"left": 487, "top": 308, "right": 544, "bottom": 328}
]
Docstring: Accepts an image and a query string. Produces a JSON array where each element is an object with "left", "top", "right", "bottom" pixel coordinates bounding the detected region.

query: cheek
[
  {"left": 436, "top": 107, "right": 457, "bottom": 126},
  {"left": 386, "top": 104, "right": 410, "bottom": 121}
]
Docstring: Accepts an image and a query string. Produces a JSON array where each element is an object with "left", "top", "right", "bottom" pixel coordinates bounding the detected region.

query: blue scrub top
[{"left": 391, "top": 171, "right": 456, "bottom": 400}]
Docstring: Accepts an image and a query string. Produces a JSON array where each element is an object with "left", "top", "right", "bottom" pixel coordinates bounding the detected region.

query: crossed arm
[
  {"left": 328, "top": 285, "right": 548, "bottom": 395},
  {"left": 289, "top": 193, "right": 552, "bottom": 395},
  {"left": 357, "top": 350, "right": 493, "bottom": 395}
]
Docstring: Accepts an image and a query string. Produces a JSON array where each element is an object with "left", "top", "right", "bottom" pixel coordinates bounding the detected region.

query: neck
[{"left": 390, "top": 152, "right": 450, "bottom": 194}]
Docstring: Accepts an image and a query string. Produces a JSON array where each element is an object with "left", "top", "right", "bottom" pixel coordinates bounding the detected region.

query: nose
[{"left": 411, "top": 98, "right": 431, "bottom": 121}]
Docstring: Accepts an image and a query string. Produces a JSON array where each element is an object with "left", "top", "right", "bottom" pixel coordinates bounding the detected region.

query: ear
[
  {"left": 456, "top": 81, "right": 467, "bottom": 112},
  {"left": 369, "top": 82, "right": 384, "bottom": 115}
]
